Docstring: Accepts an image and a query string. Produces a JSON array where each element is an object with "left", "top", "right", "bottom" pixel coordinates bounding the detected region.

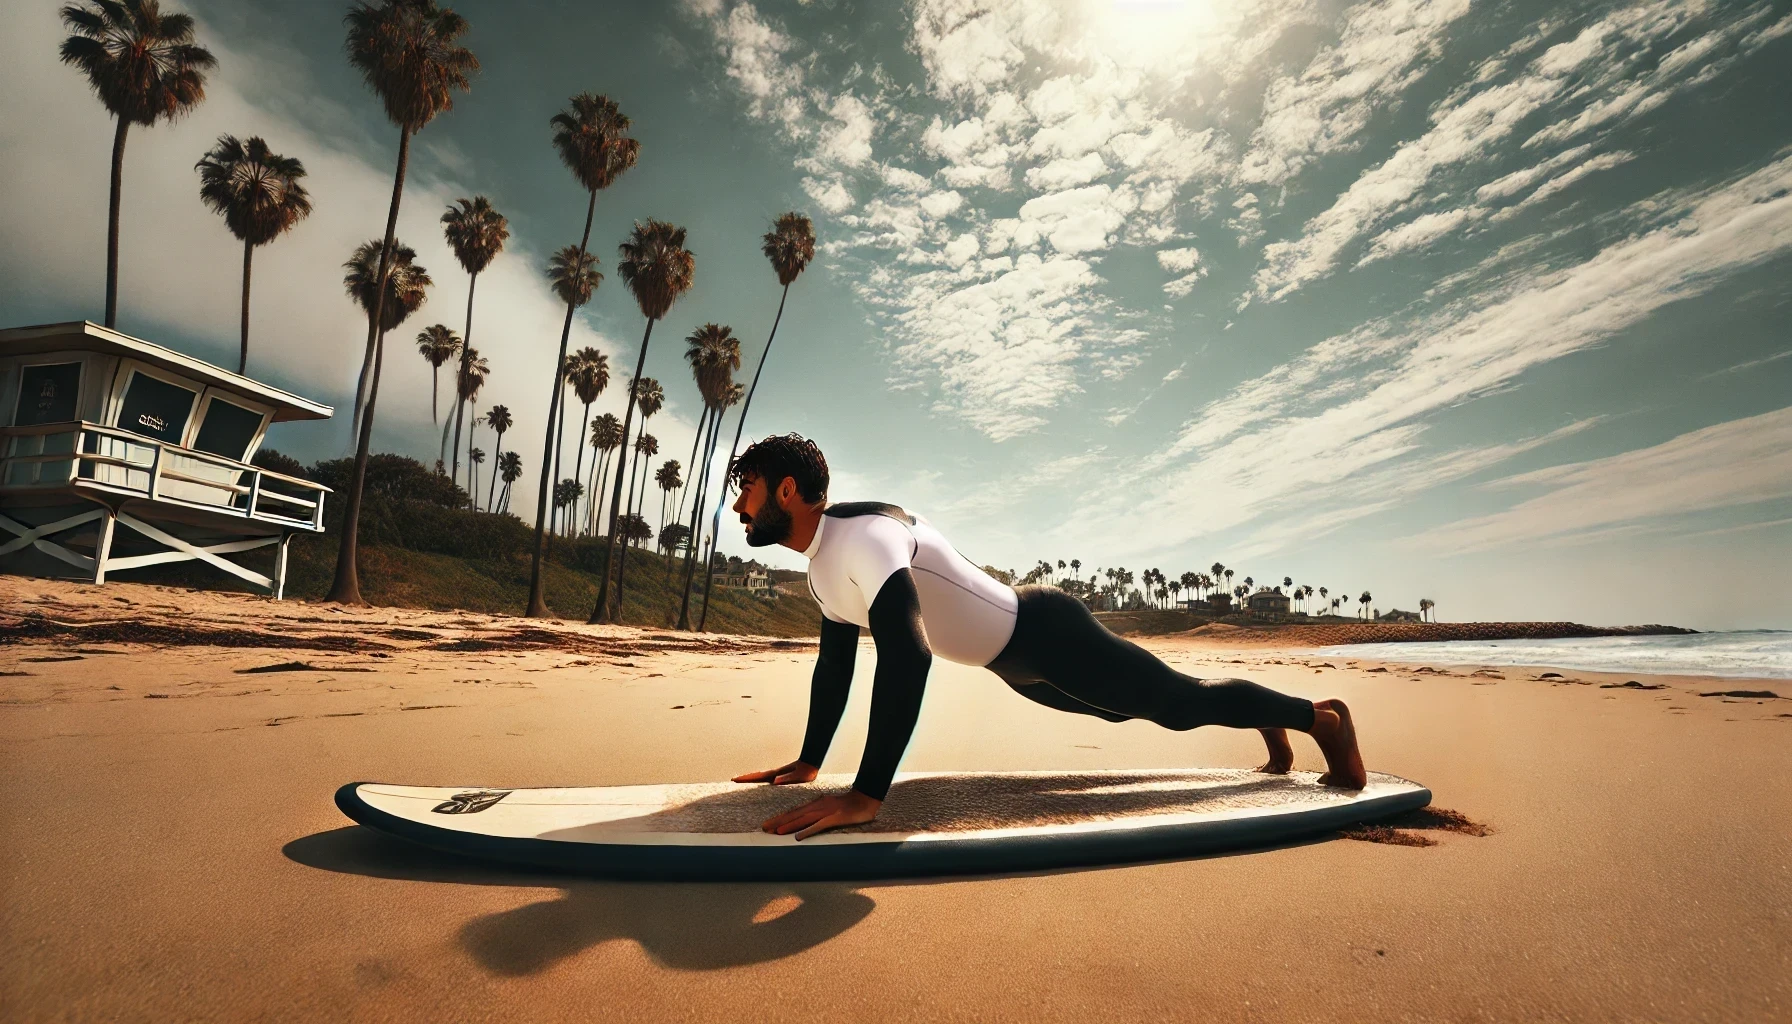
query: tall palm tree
[
  {"left": 342, "top": 239, "right": 430, "bottom": 441},
  {"left": 586, "top": 412, "right": 623, "bottom": 537},
  {"left": 693, "top": 381, "right": 744, "bottom": 631},
  {"left": 700, "top": 213, "right": 816, "bottom": 616},
  {"left": 1419, "top": 598, "right": 1435, "bottom": 622},
  {"left": 455, "top": 348, "right": 488, "bottom": 507},
  {"left": 496, "top": 449, "right": 522, "bottom": 514},
  {"left": 613, "top": 381, "right": 662, "bottom": 609},
  {"left": 522, "top": 93, "right": 638, "bottom": 616},
  {"left": 590, "top": 220, "right": 695, "bottom": 625},
  {"left": 440, "top": 195, "right": 508, "bottom": 477},
  {"left": 566, "top": 346, "right": 609, "bottom": 533},
  {"left": 1071, "top": 558, "right": 1081, "bottom": 581},
  {"left": 483, "top": 403, "right": 511, "bottom": 511},
  {"left": 655, "top": 458, "right": 682, "bottom": 539},
  {"left": 538, "top": 251, "right": 601, "bottom": 537},
  {"left": 675, "top": 323, "right": 740, "bottom": 629},
  {"left": 60, "top": 0, "right": 217, "bottom": 328},
  {"left": 467, "top": 446, "right": 484, "bottom": 507},
  {"left": 1359, "top": 591, "right": 1372, "bottom": 620},
  {"left": 194, "top": 135, "right": 311, "bottom": 372},
  {"left": 329, "top": 0, "right": 477, "bottom": 605},
  {"left": 413, "top": 323, "right": 460, "bottom": 424}
]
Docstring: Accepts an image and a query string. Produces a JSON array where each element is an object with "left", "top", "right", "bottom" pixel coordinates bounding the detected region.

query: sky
[{"left": 3, "top": 0, "right": 1789, "bottom": 630}]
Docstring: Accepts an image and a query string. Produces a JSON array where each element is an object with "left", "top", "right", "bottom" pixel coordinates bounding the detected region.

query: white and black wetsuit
[{"left": 800, "top": 502, "right": 1317, "bottom": 802}]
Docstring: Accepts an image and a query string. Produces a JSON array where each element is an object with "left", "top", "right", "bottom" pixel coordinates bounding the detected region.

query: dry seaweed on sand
[{"left": 1341, "top": 806, "right": 1492, "bottom": 846}]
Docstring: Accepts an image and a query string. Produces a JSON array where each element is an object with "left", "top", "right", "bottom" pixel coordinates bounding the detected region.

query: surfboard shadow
[{"left": 284, "top": 826, "right": 876, "bottom": 974}]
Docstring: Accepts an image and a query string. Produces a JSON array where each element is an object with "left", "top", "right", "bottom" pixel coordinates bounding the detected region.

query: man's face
[{"left": 732, "top": 472, "right": 794, "bottom": 547}]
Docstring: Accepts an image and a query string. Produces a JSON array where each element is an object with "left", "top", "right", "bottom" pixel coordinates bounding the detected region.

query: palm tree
[
  {"left": 694, "top": 381, "right": 745, "bottom": 631},
  {"left": 60, "top": 0, "right": 217, "bottom": 329},
  {"left": 483, "top": 404, "right": 511, "bottom": 511},
  {"left": 565, "top": 347, "right": 609, "bottom": 532},
  {"left": 553, "top": 479, "right": 584, "bottom": 531},
  {"left": 613, "top": 380, "right": 663, "bottom": 606},
  {"left": 496, "top": 450, "right": 522, "bottom": 513},
  {"left": 194, "top": 135, "right": 311, "bottom": 372},
  {"left": 440, "top": 195, "right": 509, "bottom": 477},
  {"left": 676, "top": 323, "right": 741, "bottom": 629},
  {"left": 413, "top": 323, "right": 461, "bottom": 424},
  {"left": 1419, "top": 598, "right": 1435, "bottom": 622},
  {"left": 1359, "top": 591, "right": 1372, "bottom": 620},
  {"left": 627, "top": 430, "right": 658, "bottom": 534},
  {"left": 329, "top": 0, "right": 477, "bottom": 605},
  {"left": 586, "top": 412, "right": 623, "bottom": 537},
  {"left": 455, "top": 348, "right": 489, "bottom": 508},
  {"left": 655, "top": 459, "right": 682, "bottom": 561},
  {"left": 521, "top": 92, "right": 638, "bottom": 616},
  {"left": 590, "top": 220, "right": 695, "bottom": 625},
  {"left": 1071, "top": 559, "right": 1081, "bottom": 581},
  {"left": 467, "top": 446, "right": 484, "bottom": 505},
  {"left": 702, "top": 212, "right": 815, "bottom": 616},
  {"left": 342, "top": 238, "right": 430, "bottom": 440},
  {"left": 538, "top": 250, "right": 602, "bottom": 536}
]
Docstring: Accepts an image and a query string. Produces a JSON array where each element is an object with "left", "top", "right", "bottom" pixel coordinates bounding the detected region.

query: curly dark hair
[{"left": 727, "top": 433, "right": 829, "bottom": 505}]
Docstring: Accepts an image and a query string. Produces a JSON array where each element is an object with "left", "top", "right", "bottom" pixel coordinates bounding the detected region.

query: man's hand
[
  {"left": 760, "top": 789, "right": 881, "bottom": 840},
  {"left": 730, "top": 760, "right": 818, "bottom": 785}
]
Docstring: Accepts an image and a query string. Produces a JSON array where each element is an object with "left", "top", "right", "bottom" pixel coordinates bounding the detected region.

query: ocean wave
[{"left": 1317, "top": 631, "right": 1792, "bottom": 680}]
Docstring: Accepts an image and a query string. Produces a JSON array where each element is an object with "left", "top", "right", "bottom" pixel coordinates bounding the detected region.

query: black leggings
[{"left": 985, "top": 586, "right": 1316, "bottom": 733}]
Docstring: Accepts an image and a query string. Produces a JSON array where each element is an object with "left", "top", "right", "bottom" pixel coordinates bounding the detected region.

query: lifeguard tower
[{"left": 0, "top": 321, "right": 333, "bottom": 598}]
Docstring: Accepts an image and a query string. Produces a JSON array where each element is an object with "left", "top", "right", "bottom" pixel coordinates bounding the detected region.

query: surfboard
[{"left": 336, "top": 768, "right": 1430, "bottom": 881}]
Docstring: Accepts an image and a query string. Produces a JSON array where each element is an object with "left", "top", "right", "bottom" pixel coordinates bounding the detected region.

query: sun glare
[{"left": 1084, "top": 0, "right": 1226, "bottom": 70}]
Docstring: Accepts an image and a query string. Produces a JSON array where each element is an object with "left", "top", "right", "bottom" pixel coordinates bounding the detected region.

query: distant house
[
  {"left": 1377, "top": 608, "right": 1423, "bottom": 623},
  {"left": 720, "top": 568, "right": 771, "bottom": 595},
  {"left": 1205, "top": 593, "right": 1233, "bottom": 614},
  {"left": 1246, "top": 588, "right": 1291, "bottom": 621}
]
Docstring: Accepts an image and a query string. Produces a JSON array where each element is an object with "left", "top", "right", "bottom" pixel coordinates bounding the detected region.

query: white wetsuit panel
[{"left": 802, "top": 506, "right": 1018, "bottom": 666}]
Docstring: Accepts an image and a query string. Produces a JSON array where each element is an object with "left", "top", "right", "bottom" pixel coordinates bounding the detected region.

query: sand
[{"left": 3, "top": 577, "right": 1790, "bottom": 1023}]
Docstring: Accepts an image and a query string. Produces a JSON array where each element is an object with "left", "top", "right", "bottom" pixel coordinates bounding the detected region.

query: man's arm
[
  {"left": 850, "top": 567, "right": 932, "bottom": 802},
  {"left": 797, "top": 615, "right": 860, "bottom": 768}
]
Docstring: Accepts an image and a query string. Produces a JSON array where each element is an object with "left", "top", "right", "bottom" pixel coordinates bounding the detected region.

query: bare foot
[
  {"left": 1256, "top": 728, "right": 1293, "bottom": 773},
  {"left": 1309, "top": 698, "right": 1367, "bottom": 789}
]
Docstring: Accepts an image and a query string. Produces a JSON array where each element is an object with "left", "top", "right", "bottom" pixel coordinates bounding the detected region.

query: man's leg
[{"left": 992, "top": 587, "right": 1365, "bottom": 787}]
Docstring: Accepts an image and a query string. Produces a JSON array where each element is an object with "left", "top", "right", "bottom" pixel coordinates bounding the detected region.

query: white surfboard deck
[{"left": 337, "top": 768, "right": 1430, "bottom": 880}]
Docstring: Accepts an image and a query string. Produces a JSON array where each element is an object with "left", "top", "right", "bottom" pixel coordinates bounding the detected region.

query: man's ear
[{"left": 776, "top": 475, "right": 799, "bottom": 509}]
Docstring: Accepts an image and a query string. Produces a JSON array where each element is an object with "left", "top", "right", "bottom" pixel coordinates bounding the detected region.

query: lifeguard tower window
[
  {"left": 193, "top": 398, "right": 264, "bottom": 461},
  {"left": 116, "top": 372, "right": 197, "bottom": 444},
  {"left": 15, "top": 362, "right": 81, "bottom": 426}
]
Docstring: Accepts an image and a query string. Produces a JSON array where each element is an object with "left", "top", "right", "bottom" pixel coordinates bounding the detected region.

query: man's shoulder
[{"left": 823, "top": 501, "right": 916, "bottom": 525}]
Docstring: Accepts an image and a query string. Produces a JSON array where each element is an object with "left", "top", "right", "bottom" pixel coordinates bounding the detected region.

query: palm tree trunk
[
  {"left": 678, "top": 406, "right": 724, "bottom": 629},
  {"left": 571, "top": 401, "right": 592, "bottom": 535},
  {"left": 486, "top": 430, "right": 503, "bottom": 511},
  {"left": 526, "top": 189, "right": 598, "bottom": 618},
  {"left": 328, "top": 127, "right": 412, "bottom": 605},
  {"left": 238, "top": 238, "right": 254, "bottom": 375},
  {"left": 676, "top": 406, "right": 707, "bottom": 532},
  {"left": 431, "top": 366, "right": 441, "bottom": 427},
  {"left": 104, "top": 117, "right": 128, "bottom": 328},
  {"left": 699, "top": 281, "right": 791, "bottom": 631},
  {"left": 614, "top": 435, "right": 645, "bottom": 612},
  {"left": 466, "top": 415, "right": 478, "bottom": 511},
  {"left": 448, "top": 272, "right": 479, "bottom": 484},
  {"left": 589, "top": 319, "right": 655, "bottom": 624}
]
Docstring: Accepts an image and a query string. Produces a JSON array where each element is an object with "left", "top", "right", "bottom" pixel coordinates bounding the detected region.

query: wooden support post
[
  {"left": 91, "top": 509, "right": 116, "bottom": 585},
  {"left": 274, "top": 533, "right": 292, "bottom": 601}
]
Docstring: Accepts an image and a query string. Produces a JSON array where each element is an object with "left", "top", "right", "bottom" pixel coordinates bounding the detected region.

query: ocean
[{"left": 1316, "top": 630, "right": 1792, "bottom": 680}]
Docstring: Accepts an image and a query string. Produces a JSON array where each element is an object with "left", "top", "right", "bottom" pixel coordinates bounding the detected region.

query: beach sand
[{"left": 3, "top": 578, "right": 1789, "bottom": 1022}]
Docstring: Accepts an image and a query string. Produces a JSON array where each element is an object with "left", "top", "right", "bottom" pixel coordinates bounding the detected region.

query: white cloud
[
  {"left": 1015, "top": 185, "right": 1138, "bottom": 255},
  {"left": 1414, "top": 406, "right": 1792, "bottom": 552},
  {"left": 1025, "top": 152, "right": 1108, "bottom": 191},
  {"left": 1358, "top": 207, "right": 1481, "bottom": 265},
  {"left": 1156, "top": 247, "right": 1203, "bottom": 274},
  {"left": 1251, "top": 1, "right": 1721, "bottom": 301},
  {"left": 1237, "top": 0, "right": 1474, "bottom": 186},
  {"left": 817, "top": 93, "right": 876, "bottom": 169},
  {"left": 1097, "top": 152, "right": 1792, "bottom": 557},
  {"left": 802, "top": 174, "right": 855, "bottom": 215},
  {"left": 918, "top": 189, "right": 966, "bottom": 219}
]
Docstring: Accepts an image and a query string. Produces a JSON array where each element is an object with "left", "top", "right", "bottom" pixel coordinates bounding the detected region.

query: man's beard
[{"left": 743, "top": 497, "right": 793, "bottom": 547}]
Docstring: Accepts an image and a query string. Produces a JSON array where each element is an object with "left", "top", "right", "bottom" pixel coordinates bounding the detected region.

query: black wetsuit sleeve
[
  {"left": 797, "top": 615, "right": 861, "bottom": 768},
  {"left": 850, "top": 568, "right": 933, "bottom": 802}
]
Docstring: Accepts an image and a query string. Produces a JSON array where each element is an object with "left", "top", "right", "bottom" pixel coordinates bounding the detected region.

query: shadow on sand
[{"left": 284, "top": 826, "right": 875, "bottom": 974}]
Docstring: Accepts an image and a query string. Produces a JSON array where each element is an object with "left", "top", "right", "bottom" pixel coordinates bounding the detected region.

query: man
[{"left": 728, "top": 434, "right": 1366, "bottom": 840}]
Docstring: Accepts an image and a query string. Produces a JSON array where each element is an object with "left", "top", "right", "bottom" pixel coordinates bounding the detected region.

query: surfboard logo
[{"left": 432, "top": 790, "right": 511, "bottom": 814}]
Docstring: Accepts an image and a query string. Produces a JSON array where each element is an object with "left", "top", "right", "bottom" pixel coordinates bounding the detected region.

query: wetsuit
[{"left": 799, "top": 502, "right": 1317, "bottom": 801}]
